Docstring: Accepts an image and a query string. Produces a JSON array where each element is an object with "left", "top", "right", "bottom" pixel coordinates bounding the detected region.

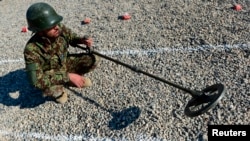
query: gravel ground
[{"left": 0, "top": 0, "right": 249, "bottom": 141}]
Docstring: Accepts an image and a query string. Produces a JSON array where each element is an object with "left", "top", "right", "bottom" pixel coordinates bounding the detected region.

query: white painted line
[
  {"left": 0, "top": 130, "right": 162, "bottom": 141},
  {"left": 0, "top": 44, "right": 249, "bottom": 65},
  {"left": 0, "top": 130, "right": 95, "bottom": 141},
  {"left": 0, "top": 59, "right": 23, "bottom": 65},
  {"left": 99, "top": 44, "right": 249, "bottom": 55}
]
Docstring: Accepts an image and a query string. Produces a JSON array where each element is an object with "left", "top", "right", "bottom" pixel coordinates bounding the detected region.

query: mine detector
[{"left": 76, "top": 44, "right": 226, "bottom": 117}]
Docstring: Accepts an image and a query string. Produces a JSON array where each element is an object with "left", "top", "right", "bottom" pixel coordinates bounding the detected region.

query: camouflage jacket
[{"left": 24, "top": 23, "right": 82, "bottom": 90}]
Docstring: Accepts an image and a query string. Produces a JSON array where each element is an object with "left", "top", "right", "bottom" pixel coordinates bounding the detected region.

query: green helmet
[{"left": 26, "top": 2, "right": 63, "bottom": 32}]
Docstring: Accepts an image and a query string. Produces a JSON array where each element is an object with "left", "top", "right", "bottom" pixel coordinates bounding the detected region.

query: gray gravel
[{"left": 0, "top": 0, "right": 249, "bottom": 141}]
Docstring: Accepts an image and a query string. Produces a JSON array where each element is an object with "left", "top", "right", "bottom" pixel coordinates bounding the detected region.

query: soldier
[{"left": 24, "top": 2, "right": 100, "bottom": 104}]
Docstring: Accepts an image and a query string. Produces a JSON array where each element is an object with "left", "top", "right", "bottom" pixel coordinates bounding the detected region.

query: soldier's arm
[
  {"left": 59, "top": 23, "right": 90, "bottom": 47},
  {"left": 24, "top": 45, "right": 69, "bottom": 90}
]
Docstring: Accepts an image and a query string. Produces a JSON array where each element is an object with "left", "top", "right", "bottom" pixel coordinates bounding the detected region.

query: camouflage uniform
[{"left": 24, "top": 23, "right": 99, "bottom": 98}]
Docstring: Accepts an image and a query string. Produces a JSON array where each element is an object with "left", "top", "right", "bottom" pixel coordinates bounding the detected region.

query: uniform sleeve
[
  {"left": 59, "top": 23, "right": 84, "bottom": 47},
  {"left": 24, "top": 44, "right": 69, "bottom": 90}
]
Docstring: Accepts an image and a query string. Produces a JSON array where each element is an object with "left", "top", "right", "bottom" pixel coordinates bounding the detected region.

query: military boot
[
  {"left": 55, "top": 91, "right": 68, "bottom": 104},
  {"left": 43, "top": 85, "right": 68, "bottom": 104},
  {"left": 82, "top": 77, "right": 92, "bottom": 87}
]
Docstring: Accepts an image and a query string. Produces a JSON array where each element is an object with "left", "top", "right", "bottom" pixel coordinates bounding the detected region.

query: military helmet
[{"left": 26, "top": 2, "right": 63, "bottom": 32}]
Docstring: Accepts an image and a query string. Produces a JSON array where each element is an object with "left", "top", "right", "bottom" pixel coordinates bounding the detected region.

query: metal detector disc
[{"left": 184, "top": 83, "right": 226, "bottom": 117}]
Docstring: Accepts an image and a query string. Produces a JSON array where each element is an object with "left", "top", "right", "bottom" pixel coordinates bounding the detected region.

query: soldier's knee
[{"left": 43, "top": 85, "right": 64, "bottom": 97}]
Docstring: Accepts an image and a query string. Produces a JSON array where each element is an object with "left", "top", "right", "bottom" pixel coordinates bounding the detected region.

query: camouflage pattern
[{"left": 23, "top": 23, "right": 99, "bottom": 96}]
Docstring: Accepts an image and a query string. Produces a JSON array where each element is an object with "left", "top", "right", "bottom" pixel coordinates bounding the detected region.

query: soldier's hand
[
  {"left": 81, "top": 36, "right": 93, "bottom": 47},
  {"left": 68, "top": 73, "right": 85, "bottom": 88}
]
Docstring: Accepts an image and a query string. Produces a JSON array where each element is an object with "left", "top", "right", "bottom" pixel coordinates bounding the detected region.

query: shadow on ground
[
  {"left": 0, "top": 69, "right": 46, "bottom": 108},
  {"left": 69, "top": 88, "right": 141, "bottom": 130}
]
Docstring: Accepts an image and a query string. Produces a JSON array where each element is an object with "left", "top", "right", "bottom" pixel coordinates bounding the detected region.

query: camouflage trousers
[
  {"left": 43, "top": 53, "right": 100, "bottom": 97},
  {"left": 66, "top": 53, "right": 100, "bottom": 75}
]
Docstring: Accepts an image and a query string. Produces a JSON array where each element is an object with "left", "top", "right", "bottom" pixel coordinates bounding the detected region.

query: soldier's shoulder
[
  {"left": 25, "top": 35, "right": 42, "bottom": 50},
  {"left": 24, "top": 40, "right": 41, "bottom": 53},
  {"left": 59, "top": 23, "right": 67, "bottom": 31},
  {"left": 59, "top": 23, "right": 73, "bottom": 34},
  {"left": 24, "top": 44, "right": 37, "bottom": 55}
]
